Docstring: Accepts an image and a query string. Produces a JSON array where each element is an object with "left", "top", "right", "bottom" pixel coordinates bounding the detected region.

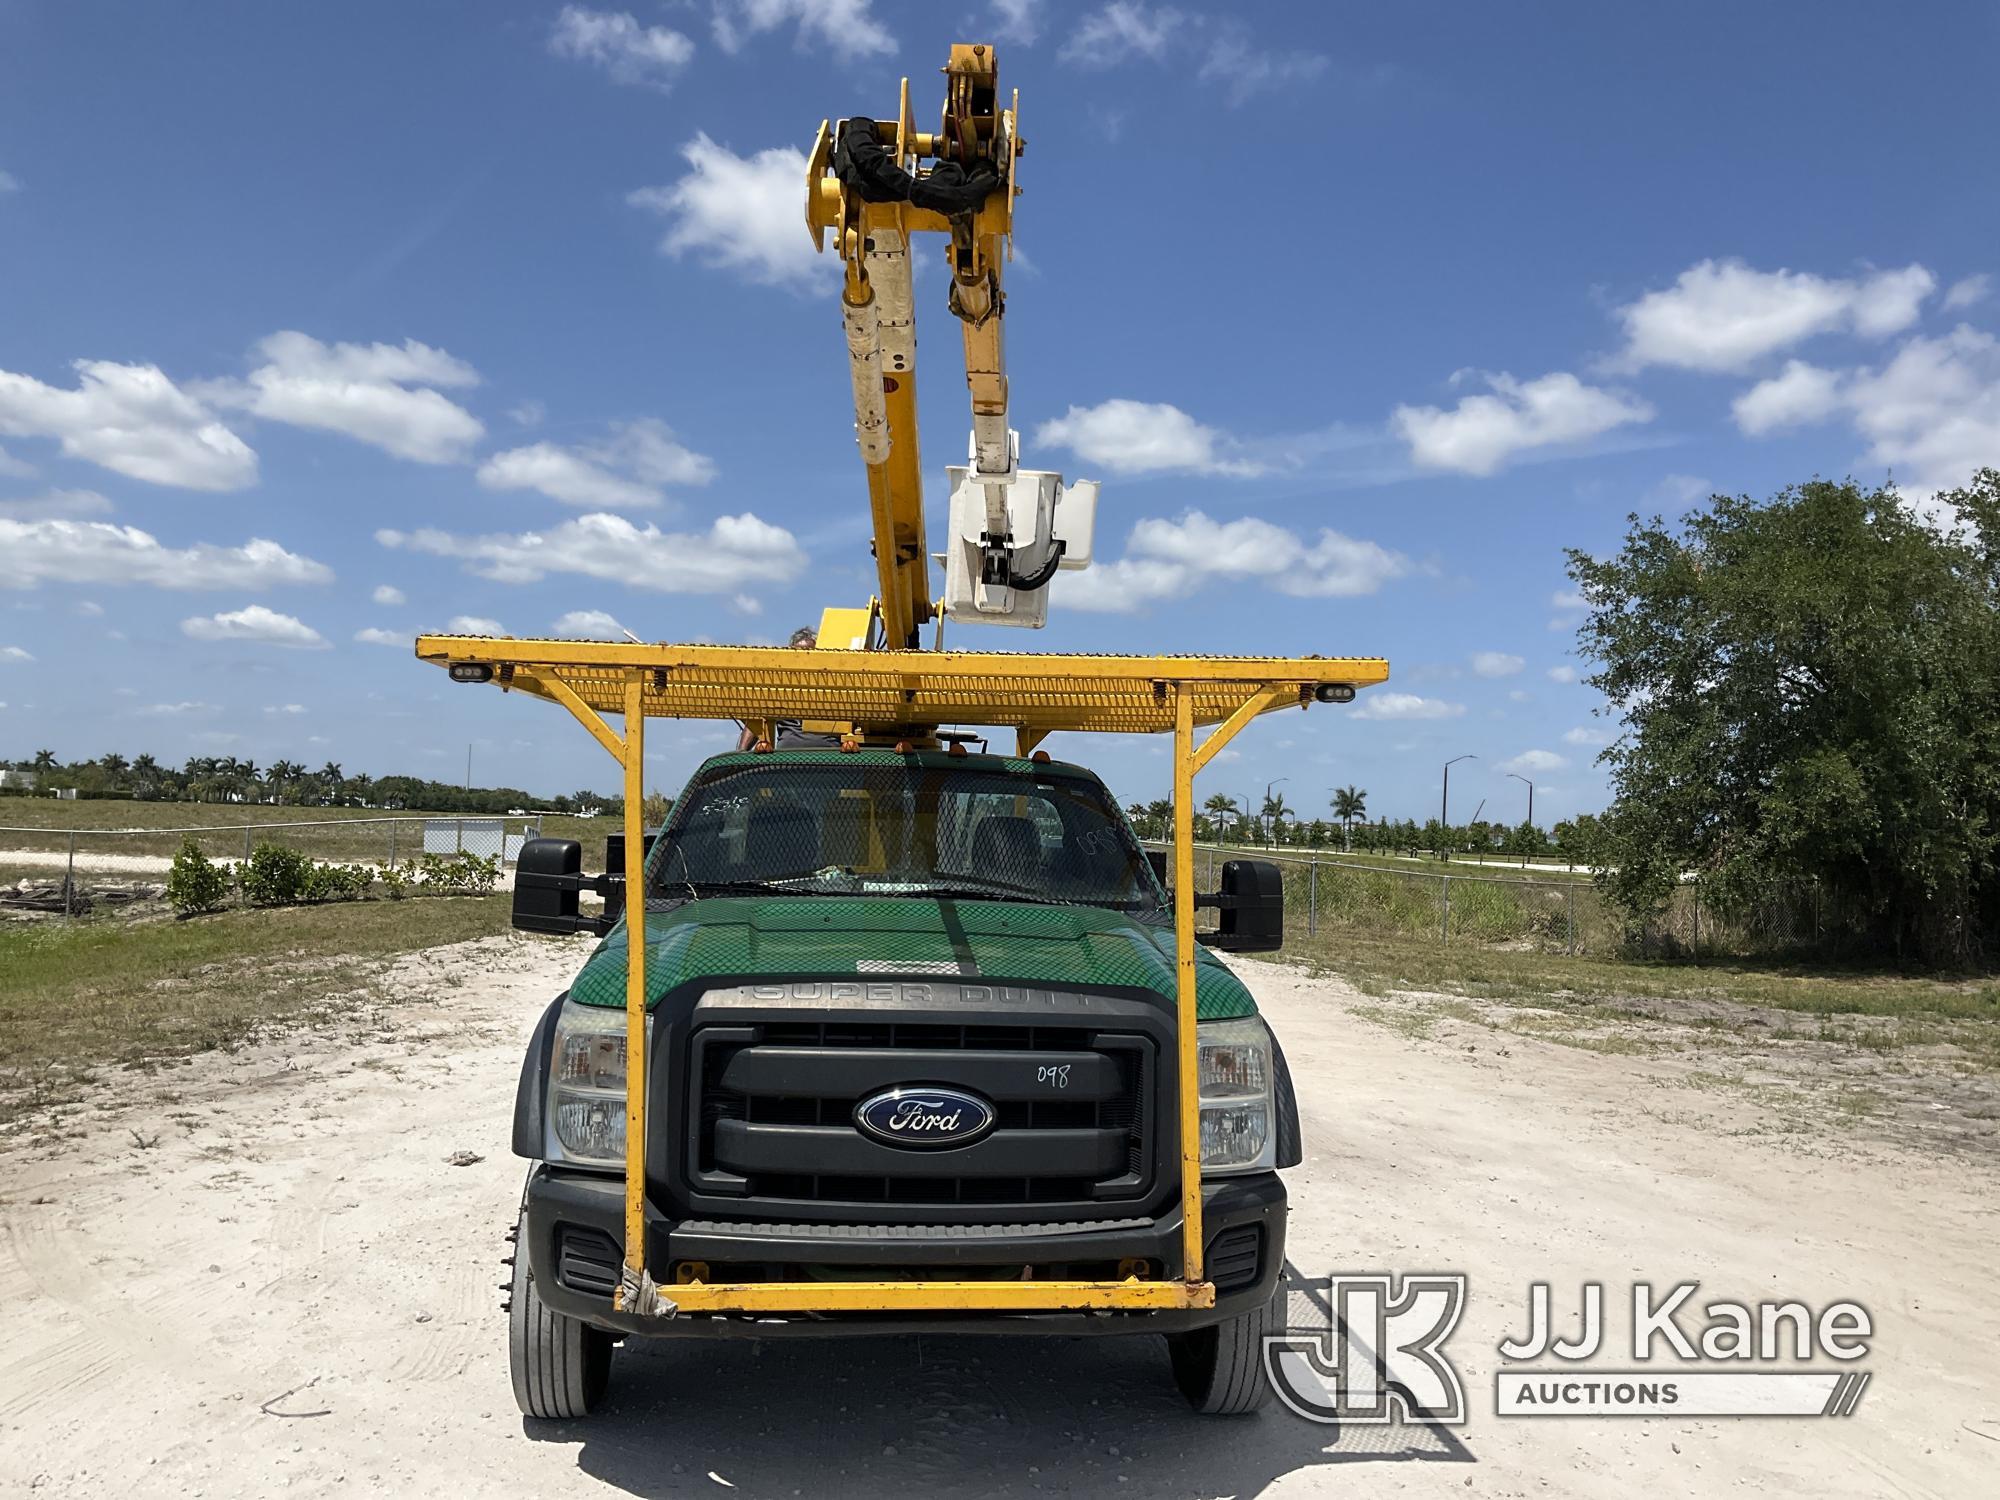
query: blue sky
[{"left": 3, "top": 1, "right": 1997, "bottom": 822}]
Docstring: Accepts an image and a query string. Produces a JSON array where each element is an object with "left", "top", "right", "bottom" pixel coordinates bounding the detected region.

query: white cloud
[
  {"left": 711, "top": 0, "right": 894, "bottom": 61},
  {"left": 628, "top": 135, "right": 827, "bottom": 289},
  {"left": 379, "top": 511, "right": 808, "bottom": 594},
  {"left": 1614, "top": 258, "right": 1935, "bottom": 372},
  {"left": 205, "top": 331, "right": 483, "bottom": 465},
  {"left": 0, "top": 488, "right": 114, "bottom": 520},
  {"left": 136, "top": 700, "right": 218, "bottom": 717},
  {"left": 1060, "top": 3, "right": 1183, "bottom": 66},
  {"left": 989, "top": 0, "right": 1043, "bottom": 43},
  {"left": 1064, "top": 510, "right": 1408, "bottom": 613},
  {"left": 551, "top": 608, "right": 627, "bottom": 639},
  {"left": 73, "top": 600, "right": 103, "bottom": 617},
  {"left": 1507, "top": 689, "right": 1531, "bottom": 703},
  {"left": 1470, "top": 651, "right": 1524, "bottom": 678},
  {"left": 1351, "top": 691, "right": 1465, "bottom": 722},
  {"left": 371, "top": 583, "right": 406, "bottom": 606},
  {"left": 0, "top": 359, "right": 256, "bottom": 490},
  {"left": 354, "top": 627, "right": 408, "bottom": 647},
  {"left": 447, "top": 614, "right": 505, "bottom": 636},
  {"left": 731, "top": 593, "right": 763, "bottom": 616},
  {"left": 264, "top": 703, "right": 307, "bottom": 715},
  {"left": 548, "top": 6, "right": 695, "bottom": 89},
  {"left": 1501, "top": 749, "right": 1569, "bottom": 774},
  {"left": 1943, "top": 274, "right": 1990, "bottom": 312},
  {"left": 1546, "top": 664, "right": 1578, "bottom": 683},
  {"left": 477, "top": 419, "right": 715, "bottom": 509},
  {"left": 508, "top": 399, "right": 546, "bottom": 428},
  {"left": 181, "top": 604, "right": 329, "bottom": 650},
  {"left": 1549, "top": 589, "right": 1586, "bottom": 610},
  {"left": 0, "top": 645, "right": 32, "bottom": 663},
  {"left": 0, "top": 169, "right": 19, "bottom": 193},
  {"left": 0, "top": 519, "right": 331, "bottom": 591},
  {"left": 1394, "top": 371, "right": 1652, "bottom": 475},
  {"left": 1731, "top": 327, "right": 2000, "bottom": 514},
  {"left": 1198, "top": 29, "right": 1328, "bottom": 105},
  {"left": 1731, "top": 359, "right": 1844, "bottom": 435},
  {"left": 1035, "top": 399, "right": 1260, "bottom": 477},
  {"left": 1563, "top": 725, "right": 1610, "bottom": 747},
  {"left": 1845, "top": 327, "right": 2000, "bottom": 507}
]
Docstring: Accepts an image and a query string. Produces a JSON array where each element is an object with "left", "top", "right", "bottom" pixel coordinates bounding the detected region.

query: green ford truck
[{"left": 503, "top": 748, "right": 1299, "bottom": 1418}]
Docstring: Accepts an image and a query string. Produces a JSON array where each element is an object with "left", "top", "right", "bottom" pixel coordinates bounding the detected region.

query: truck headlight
[
  {"left": 1197, "top": 1015, "right": 1277, "bottom": 1174},
  {"left": 545, "top": 1000, "right": 647, "bottom": 1168}
]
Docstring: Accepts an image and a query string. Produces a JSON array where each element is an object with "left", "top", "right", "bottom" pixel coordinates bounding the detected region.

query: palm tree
[
  {"left": 1260, "top": 791, "right": 1290, "bottom": 847},
  {"left": 1203, "top": 792, "right": 1240, "bottom": 842},
  {"left": 1146, "top": 797, "right": 1173, "bottom": 841},
  {"left": 100, "top": 752, "right": 128, "bottom": 779},
  {"left": 32, "top": 749, "right": 57, "bottom": 772},
  {"left": 318, "top": 762, "right": 344, "bottom": 805},
  {"left": 1331, "top": 786, "right": 1367, "bottom": 850}
]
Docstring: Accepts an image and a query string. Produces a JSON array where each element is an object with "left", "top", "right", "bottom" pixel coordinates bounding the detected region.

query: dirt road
[{"left": 2, "top": 939, "right": 1993, "bottom": 1497}]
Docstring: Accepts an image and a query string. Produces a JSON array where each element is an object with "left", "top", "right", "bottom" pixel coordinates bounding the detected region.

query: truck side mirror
[
  {"left": 1198, "top": 859, "right": 1284, "bottom": 953},
  {"left": 513, "top": 837, "right": 610, "bottom": 936},
  {"left": 1146, "top": 849, "right": 1169, "bottom": 887}
]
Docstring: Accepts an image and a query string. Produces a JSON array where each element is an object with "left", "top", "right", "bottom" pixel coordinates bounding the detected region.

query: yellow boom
[{"left": 805, "top": 43, "right": 1019, "bottom": 649}]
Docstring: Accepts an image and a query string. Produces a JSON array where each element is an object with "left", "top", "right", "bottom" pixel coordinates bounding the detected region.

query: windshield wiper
[
  {"left": 902, "top": 883, "right": 1072, "bottom": 906},
  {"left": 676, "top": 878, "right": 829, "bottom": 898}
]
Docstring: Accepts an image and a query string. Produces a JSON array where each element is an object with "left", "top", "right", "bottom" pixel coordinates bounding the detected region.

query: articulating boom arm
[{"left": 806, "top": 44, "right": 1021, "bottom": 650}]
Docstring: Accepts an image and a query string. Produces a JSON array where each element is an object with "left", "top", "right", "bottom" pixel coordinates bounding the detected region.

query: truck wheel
[
  {"left": 1168, "top": 1292, "right": 1278, "bottom": 1415},
  {"left": 508, "top": 1210, "right": 613, "bottom": 1419}
]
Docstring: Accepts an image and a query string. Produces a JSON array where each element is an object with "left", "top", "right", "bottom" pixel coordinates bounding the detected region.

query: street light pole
[
  {"left": 1264, "top": 777, "right": 1289, "bottom": 848},
  {"left": 1507, "top": 771, "right": 1535, "bottom": 830},
  {"left": 1441, "top": 754, "right": 1476, "bottom": 860}
]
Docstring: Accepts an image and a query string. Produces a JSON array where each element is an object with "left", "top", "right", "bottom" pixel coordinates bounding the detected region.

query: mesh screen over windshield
[{"left": 648, "top": 760, "right": 1165, "bottom": 910}]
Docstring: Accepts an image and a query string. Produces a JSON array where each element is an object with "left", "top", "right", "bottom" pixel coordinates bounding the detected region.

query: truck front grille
[{"left": 686, "top": 1020, "right": 1156, "bottom": 1222}]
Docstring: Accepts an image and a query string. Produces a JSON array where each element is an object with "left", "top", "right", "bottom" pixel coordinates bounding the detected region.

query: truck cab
[{"left": 503, "top": 747, "right": 1300, "bottom": 1418}]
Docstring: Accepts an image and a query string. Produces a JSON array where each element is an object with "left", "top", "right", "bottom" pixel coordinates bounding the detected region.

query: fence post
[
  {"left": 1307, "top": 859, "right": 1317, "bottom": 937},
  {"left": 64, "top": 831, "right": 75, "bottom": 919},
  {"left": 242, "top": 824, "right": 253, "bottom": 865},
  {"left": 389, "top": 820, "right": 398, "bottom": 867},
  {"left": 1567, "top": 884, "right": 1577, "bottom": 956},
  {"left": 1440, "top": 872, "right": 1450, "bottom": 943},
  {"left": 456, "top": 818, "right": 464, "bottom": 854}
]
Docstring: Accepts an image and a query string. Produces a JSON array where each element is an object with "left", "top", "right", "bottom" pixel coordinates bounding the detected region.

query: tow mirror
[
  {"left": 1197, "top": 859, "right": 1284, "bottom": 953},
  {"left": 513, "top": 837, "right": 612, "bottom": 937}
]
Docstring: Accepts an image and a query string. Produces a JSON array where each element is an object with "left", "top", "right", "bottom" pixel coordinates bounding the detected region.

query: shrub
[
  {"left": 379, "top": 860, "right": 415, "bottom": 900},
  {"left": 165, "top": 839, "right": 232, "bottom": 917},
  {"left": 419, "top": 851, "right": 500, "bottom": 895},
  {"left": 300, "top": 862, "right": 373, "bottom": 903},
  {"left": 240, "top": 843, "right": 314, "bottom": 906}
]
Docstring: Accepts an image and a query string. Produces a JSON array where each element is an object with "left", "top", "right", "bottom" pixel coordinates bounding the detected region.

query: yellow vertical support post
[
  {"left": 620, "top": 670, "right": 649, "bottom": 1298},
  {"left": 1172, "top": 684, "right": 1204, "bottom": 1287}
]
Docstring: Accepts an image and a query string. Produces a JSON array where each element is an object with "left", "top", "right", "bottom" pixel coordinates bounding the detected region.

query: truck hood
[{"left": 565, "top": 896, "right": 1257, "bottom": 1020}]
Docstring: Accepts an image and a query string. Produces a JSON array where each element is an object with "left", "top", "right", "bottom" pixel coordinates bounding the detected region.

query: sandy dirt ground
[{"left": 2, "top": 939, "right": 1995, "bottom": 1498}]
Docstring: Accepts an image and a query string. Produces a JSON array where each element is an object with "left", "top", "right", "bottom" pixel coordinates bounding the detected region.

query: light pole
[
  {"left": 1264, "top": 777, "right": 1289, "bottom": 847},
  {"left": 1508, "top": 771, "right": 1534, "bottom": 866},
  {"left": 1441, "top": 754, "right": 1475, "bottom": 860}
]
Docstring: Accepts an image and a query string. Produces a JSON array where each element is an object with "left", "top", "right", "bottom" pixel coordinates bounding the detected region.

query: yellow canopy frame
[{"left": 415, "top": 635, "right": 1388, "bottom": 1317}]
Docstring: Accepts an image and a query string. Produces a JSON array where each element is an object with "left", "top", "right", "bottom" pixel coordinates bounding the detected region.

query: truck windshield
[{"left": 648, "top": 761, "right": 1166, "bottom": 911}]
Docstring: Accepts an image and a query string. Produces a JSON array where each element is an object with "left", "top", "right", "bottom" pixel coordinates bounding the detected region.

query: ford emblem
[{"left": 853, "top": 1085, "right": 997, "bottom": 1150}]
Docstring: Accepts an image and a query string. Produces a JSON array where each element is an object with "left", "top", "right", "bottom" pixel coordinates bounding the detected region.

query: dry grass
[{"left": 0, "top": 895, "right": 511, "bottom": 1126}]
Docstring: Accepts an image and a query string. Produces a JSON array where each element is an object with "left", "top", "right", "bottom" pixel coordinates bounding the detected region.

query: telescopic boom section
[{"left": 806, "top": 43, "right": 1018, "bottom": 649}]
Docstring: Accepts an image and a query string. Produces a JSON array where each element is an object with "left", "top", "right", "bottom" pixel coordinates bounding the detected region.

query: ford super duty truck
[{"left": 503, "top": 746, "right": 1299, "bottom": 1418}]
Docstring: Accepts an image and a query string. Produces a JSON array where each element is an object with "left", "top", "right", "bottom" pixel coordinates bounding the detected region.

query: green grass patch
[
  {"left": 0, "top": 895, "right": 510, "bottom": 1125},
  {"left": 1288, "top": 929, "right": 2000, "bottom": 1024}
]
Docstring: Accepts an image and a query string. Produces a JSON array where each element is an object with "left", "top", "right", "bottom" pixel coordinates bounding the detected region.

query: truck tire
[
  {"left": 1168, "top": 1292, "right": 1278, "bottom": 1415},
  {"left": 508, "top": 1209, "right": 612, "bottom": 1419}
]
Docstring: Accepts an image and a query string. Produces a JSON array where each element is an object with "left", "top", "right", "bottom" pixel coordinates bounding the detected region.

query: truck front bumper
[{"left": 521, "top": 1166, "right": 1286, "bottom": 1340}]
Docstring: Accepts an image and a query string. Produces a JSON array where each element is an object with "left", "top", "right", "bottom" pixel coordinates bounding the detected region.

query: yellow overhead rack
[{"left": 415, "top": 633, "right": 1389, "bottom": 1319}]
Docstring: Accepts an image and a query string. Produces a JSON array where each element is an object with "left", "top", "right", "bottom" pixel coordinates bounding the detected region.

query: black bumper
[{"left": 523, "top": 1166, "right": 1287, "bottom": 1340}]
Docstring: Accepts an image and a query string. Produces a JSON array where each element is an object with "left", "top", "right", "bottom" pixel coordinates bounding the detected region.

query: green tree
[
  {"left": 1203, "top": 792, "right": 1239, "bottom": 842},
  {"left": 1568, "top": 471, "right": 2000, "bottom": 965},
  {"left": 1330, "top": 786, "right": 1367, "bottom": 848}
]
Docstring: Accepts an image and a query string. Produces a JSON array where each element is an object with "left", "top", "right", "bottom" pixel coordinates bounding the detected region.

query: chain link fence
[
  {"left": 1148, "top": 843, "right": 1831, "bottom": 961},
  {"left": 0, "top": 815, "right": 543, "bottom": 920}
]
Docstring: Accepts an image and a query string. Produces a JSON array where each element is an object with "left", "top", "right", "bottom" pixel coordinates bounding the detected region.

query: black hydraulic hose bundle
[{"left": 833, "top": 118, "right": 1000, "bottom": 214}]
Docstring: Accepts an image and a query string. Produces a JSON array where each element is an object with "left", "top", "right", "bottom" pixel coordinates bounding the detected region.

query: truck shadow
[{"left": 528, "top": 1326, "right": 1472, "bottom": 1498}]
